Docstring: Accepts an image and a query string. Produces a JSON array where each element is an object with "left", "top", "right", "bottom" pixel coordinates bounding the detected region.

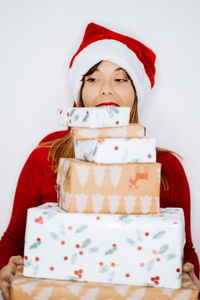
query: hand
[
  {"left": 0, "top": 256, "right": 24, "bottom": 300},
  {"left": 183, "top": 262, "right": 200, "bottom": 291}
]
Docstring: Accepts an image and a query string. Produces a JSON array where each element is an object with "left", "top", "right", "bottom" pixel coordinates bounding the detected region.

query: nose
[{"left": 100, "top": 81, "right": 113, "bottom": 95}]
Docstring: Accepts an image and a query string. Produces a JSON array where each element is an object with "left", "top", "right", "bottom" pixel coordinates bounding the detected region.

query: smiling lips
[{"left": 96, "top": 102, "right": 119, "bottom": 107}]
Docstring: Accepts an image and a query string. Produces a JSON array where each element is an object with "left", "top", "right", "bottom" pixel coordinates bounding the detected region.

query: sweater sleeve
[
  {"left": 0, "top": 148, "right": 43, "bottom": 270},
  {"left": 158, "top": 151, "right": 199, "bottom": 278}
]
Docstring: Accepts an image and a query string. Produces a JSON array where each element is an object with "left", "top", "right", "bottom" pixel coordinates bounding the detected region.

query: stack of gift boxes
[{"left": 23, "top": 107, "right": 185, "bottom": 290}]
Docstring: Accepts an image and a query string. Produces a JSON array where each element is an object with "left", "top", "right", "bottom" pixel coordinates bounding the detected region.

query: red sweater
[{"left": 0, "top": 129, "right": 199, "bottom": 278}]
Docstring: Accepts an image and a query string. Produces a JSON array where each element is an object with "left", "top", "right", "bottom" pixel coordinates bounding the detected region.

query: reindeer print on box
[{"left": 57, "top": 159, "right": 161, "bottom": 214}]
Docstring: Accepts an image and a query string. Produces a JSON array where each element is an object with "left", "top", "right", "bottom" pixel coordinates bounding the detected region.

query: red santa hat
[{"left": 69, "top": 22, "right": 156, "bottom": 107}]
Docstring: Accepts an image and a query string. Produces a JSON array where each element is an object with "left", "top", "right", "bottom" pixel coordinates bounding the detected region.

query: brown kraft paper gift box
[
  {"left": 11, "top": 271, "right": 199, "bottom": 300},
  {"left": 57, "top": 158, "right": 161, "bottom": 214}
]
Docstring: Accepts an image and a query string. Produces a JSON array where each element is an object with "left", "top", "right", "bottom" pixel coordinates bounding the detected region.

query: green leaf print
[
  {"left": 164, "top": 253, "right": 176, "bottom": 260},
  {"left": 109, "top": 107, "right": 119, "bottom": 114},
  {"left": 70, "top": 109, "right": 76, "bottom": 116},
  {"left": 81, "top": 238, "right": 91, "bottom": 248},
  {"left": 76, "top": 225, "right": 88, "bottom": 233},
  {"left": 42, "top": 211, "right": 56, "bottom": 220},
  {"left": 82, "top": 113, "right": 89, "bottom": 122},
  {"left": 71, "top": 253, "right": 78, "bottom": 265},
  {"left": 118, "top": 215, "right": 132, "bottom": 224},
  {"left": 67, "top": 276, "right": 78, "bottom": 281},
  {"left": 147, "top": 260, "right": 154, "bottom": 272},
  {"left": 49, "top": 232, "right": 59, "bottom": 241},
  {"left": 158, "top": 244, "right": 169, "bottom": 254},
  {"left": 30, "top": 241, "right": 41, "bottom": 249},
  {"left": 99, "top": 265, "right": 109, "bottom": 273},
  {"left": 126, "top": 238, "right": 136, "bottom": 247},
  {"left": 92, "top": 146, "right": 98, "bottom": 156},
  {"left": 24, "top": 261, "right": 33, "bottom": 267},
  {"left": 104, "top": 247, "right": 117, "bottom": 255},
  {"left": 88, "top": 247, "right": 99, "bottom": 253},
  {"left": 153, "top": 231, "right": 166, "bottom": 239},
  {"left": 108, "top": 110, "right": 114, "bottom": 118},
  {"left": 74, "top": 114, "right": 79, "bottom": 121}
]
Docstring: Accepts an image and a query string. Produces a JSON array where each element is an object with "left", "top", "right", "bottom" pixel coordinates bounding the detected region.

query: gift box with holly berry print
[
  {"left": 74, "top": 138, "right": 156, "bottom": 164},
  {"left": 23, "top": 203, "right": 185, "bottom": 289},
  {"left": 71, "top": 123, "right": 146, "bottom": 140},
  {"left": 57, "top": 158, "right": 161, "bottom": 214},
  {"left": 57, "top": 107, "right": 131, "bottom": 128}
]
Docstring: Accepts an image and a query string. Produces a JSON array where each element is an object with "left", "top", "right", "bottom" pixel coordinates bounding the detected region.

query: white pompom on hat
[{"left": 69, "top": 22, "right": 156, "bottom": 107}]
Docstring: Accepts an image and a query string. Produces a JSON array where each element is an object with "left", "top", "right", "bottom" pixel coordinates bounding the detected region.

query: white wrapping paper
[
  {"left": 23, "top": 203, "right": 185, "bottom": 289},
  {"left": 57, "top": 107, "right": 131, "bottom": 128},
  {"left": 74, "top": 138, "right": 156, "bottom": 163}
]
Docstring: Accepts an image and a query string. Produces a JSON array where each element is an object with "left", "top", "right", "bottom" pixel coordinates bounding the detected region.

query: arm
[
  {"left": 158, "top": 151, "right": 199, "bottom": 278},
  {"left": 0, "top": 147, "right": 43, "bottom": 270}
]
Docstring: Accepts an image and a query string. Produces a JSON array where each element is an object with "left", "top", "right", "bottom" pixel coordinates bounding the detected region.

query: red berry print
[
  {"left": 36, "top": 238, "right": 41, "bottom": 242},
  {"left": 35, "top": 257, "right": 39, "bottom": 261},
  {"left": 151, "top": 277, "right": 155, "bottom": 282},
  {"left": 64, "top": 256, "right": 68, "bottom": 261},
  {"left": 86, "top": 111, "right": 89, "bottom": 114},
  {"left": 61, "top": 240, "right": 65, "bottom": 245},
  {"left": 155, "top": 276, "right": 160, "bottom": 280},
  {"left": 76, "top": 244, "right": 80, "bottom": 248},
  {"left": 125, "top": 273, "right": 130, "bottom": 278},
  {"left": 116, "top": 120, "right": 119, "bottom": 125},
  {"left": 96, "top": 216, "right": 100, "bottom": 220},
  {"left": 99, "top": 262, "right": 104, "bottom": 266},
  {"left": 140, "top": 262, "right": 145, "bottom": 267},
  {"left": 114, "top": 146, "right": 118, "bottom": 150},
  {"left": 34, "top": 216, "right": 43, "bottom": 224},
  {"left": 145, "top": 232, "right": 149, "bottom": 236},
  {"left": 25, "top": 256, "right": 28, "bottom": 260},
  {"left": 148, "top": 154, "right": 152, "bottom": 159},
  {"left": 79, "top": 251, "right": 84, "bottom": 255},
  {"left": 176, "top": 268, "right": 180, "bottom": 272},
  {"left": 50, "top": 266, "right": 54, "bottom": 271},
  {"left": 78, "top": 274, "right": 82, "bottom": 279},
  {"left": 112, "top": 243, "right": 117, "bottom": 248},
  {"left": 69, "top": 119, "right": 71, "bottom": 123},
  {"left": 47, "top": 205, "right": 52, "bottom": 208},
  {"left": 59, "top": 109, "right": 62, "bottom": 115},
  {"left": 173, "top": 221, "right": 178, "bottom": 224},
  {"left": 74, "top": 270, "right": 78, "bottom": 275},
  {"left": 137, "top": 246, "right": 142, "bottom": 251},
  {"left": 67, "top": 112, "right": 70, "bottom": 117},
  {"left": 68, "top": 226, "right": 72, "bottom": 230},
  {"left": 154, "top": 280, "right": 159, "bottom": 285},
  {"left": 156, "top": 257, "right": 160, "bottom": 262},
  {"left": 111, "top": 262, "right": 115, "bottom": 267},
  {"left": 152, "top": 249, "right": 157, "bottom": 254},
  {"left": 79, "top": 269, "right": 83, "bottom": 274}
]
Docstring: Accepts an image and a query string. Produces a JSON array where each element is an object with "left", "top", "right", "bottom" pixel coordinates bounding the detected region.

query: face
[{"left": 82, "top": 60, "right": 135, "bottom": 107}]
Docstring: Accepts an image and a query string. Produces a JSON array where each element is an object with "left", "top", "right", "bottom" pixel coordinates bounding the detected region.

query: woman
[{"left": 0, "top": 23, "right": 199, "bottom": 299}]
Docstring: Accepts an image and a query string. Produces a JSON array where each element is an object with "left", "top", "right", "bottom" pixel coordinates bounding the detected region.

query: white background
[{"left": 0, "top": 0, "right": 200, "bottom": 284}]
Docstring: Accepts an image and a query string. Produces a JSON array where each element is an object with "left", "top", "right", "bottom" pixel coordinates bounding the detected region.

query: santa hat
[{"left": 69, "top": 23, "right": 156, "bottom": 107}]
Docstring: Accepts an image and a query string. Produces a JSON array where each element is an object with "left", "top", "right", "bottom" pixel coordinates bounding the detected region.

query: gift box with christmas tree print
[
  {"left": 23, "top": 203, "right": 185, "bottom": 289},
  {"left": 11, "top": 271, "right": 199, "bottom": 300},
  {"left": 57, "top": 158, "right": 161, "bottom": 214}
]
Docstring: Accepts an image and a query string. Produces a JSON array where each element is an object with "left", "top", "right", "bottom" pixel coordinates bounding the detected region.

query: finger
[
  {"left": 183, "top": 262, "right": 194, "bottom": 273},
  {"left": 1, "top": 268, "right": 14, "bottom": 284},
  {"left": 10, "top": 256, "right": 24, "bottom": 266},
  {"left": 1, "top": 280, "right": 11, "bottom": 300}
]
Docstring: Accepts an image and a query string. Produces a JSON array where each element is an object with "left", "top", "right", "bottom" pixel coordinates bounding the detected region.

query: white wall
[{"left": 0, "top": 0, "right": 200, "bottom": 269}]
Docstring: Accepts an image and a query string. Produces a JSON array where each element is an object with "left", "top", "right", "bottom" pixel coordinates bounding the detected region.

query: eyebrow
[{"left": 95, "top": 67, "right": 125, "bottom": 72}]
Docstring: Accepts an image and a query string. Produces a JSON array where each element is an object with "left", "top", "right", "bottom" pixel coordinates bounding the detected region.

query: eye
[
  {"left": 114, "top": 78, "right": 128, "bottom": 82},
  {"left": 86, "top": 77, "right": 98, "bottom": 82}
]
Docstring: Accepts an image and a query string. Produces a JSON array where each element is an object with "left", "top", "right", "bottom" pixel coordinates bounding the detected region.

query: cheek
[
  {"left": 117, "top": 86, "right": 135, "bottom": 106},
  {"left": 82, "top": 85, "right": 97, "bottom": 106}
]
